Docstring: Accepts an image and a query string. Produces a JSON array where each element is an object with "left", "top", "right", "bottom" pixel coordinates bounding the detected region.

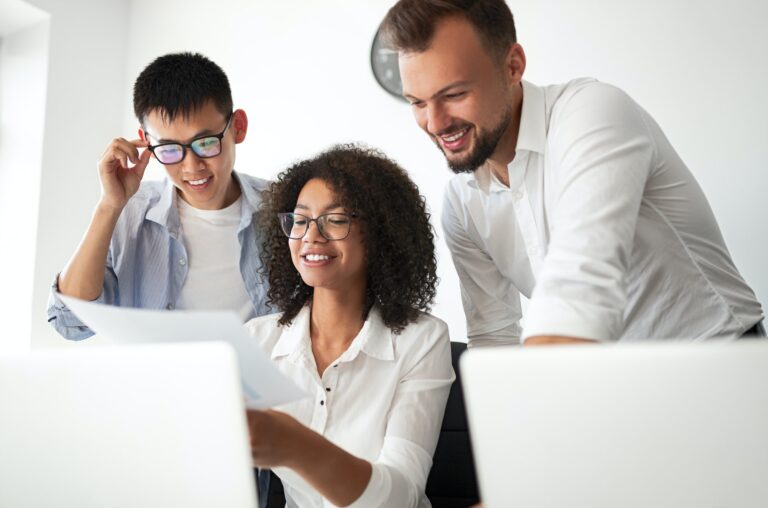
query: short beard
[{"left": 438, "top": 106, "right": 514, "bottom": 174}]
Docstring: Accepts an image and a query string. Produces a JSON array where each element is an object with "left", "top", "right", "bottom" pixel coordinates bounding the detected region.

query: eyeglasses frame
[
  {"left": 277, "top": 212, "right": 357, "bottom": 241},
  {"left": 145, "top": 111, "right": 234, "bottom": 165}
]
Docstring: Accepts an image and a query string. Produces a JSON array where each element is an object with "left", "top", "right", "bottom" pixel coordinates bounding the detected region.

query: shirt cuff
[
  {"left": 522, "top": 296, "right": 622, "bottom": 343},
  {"left": 345, "top": 464, "right": 390, "bottom": 508}
]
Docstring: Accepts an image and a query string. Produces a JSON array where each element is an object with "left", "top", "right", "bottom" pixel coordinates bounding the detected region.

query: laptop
[
  {"left": 0, "top": 341, "right": 258, "bottom": 508},
  {"left": 460, "top": 341, "right": 768, "bottom": 508}
]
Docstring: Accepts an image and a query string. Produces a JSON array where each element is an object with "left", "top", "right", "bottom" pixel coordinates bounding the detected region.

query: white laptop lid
[
  {"left": 0, "top": 342, "right": 258, "bottom": 508},
  {"left": 460, "top": 342, "right": 768, "bottom": 508}
]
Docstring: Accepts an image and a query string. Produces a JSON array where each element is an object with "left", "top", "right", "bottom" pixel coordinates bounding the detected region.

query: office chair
[
  {"left": 425, "top": 340, "right": 480, "bottom": 507},
  {"left": 263, "top": 341, "right": 479, "bottom": 508}
]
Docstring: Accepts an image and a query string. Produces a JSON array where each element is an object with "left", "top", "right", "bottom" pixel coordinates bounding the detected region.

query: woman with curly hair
[{"left": 244, "top": 144, "right": 454, "bottom": 507}]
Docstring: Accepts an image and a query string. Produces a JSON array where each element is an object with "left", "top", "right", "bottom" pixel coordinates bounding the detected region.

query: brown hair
[{"left": 381, "top": 0, "right": 517, "bottom": 63}]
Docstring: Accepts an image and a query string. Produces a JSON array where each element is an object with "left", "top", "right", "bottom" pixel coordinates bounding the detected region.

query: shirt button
[
  {"left": 320, "top": 400, "right": 325, "bottom": 406},
  {"left": 333, "top": 364, "right": 338, "bottom": 368},
  {"left": 511, "top": 190, "right": 523, "bottom": 200},
  {"left": 179, "top": 258, "right": 187, "bottom": 266},
  {"left": 326, "top": 387, "right": 331, "bottom": 392},
  {"left": 166, "top": 303, "right": 174, "bottom": 310}
]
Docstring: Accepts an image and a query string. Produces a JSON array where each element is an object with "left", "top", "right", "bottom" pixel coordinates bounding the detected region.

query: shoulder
[
  {"left": 547, "top": 78, "right": 643, "bottom": 125},
  {"left": 244, "top": 311, "right": 283, "bottom": 336},
  {"left": 397, "top": 312, "right": 450, "bottom": 350},
  {"left": 234, "top": 171, "right": 270, "bottom": 192},
  {"left": 113, "top": 179, "right": 166, "bottom": 233}
]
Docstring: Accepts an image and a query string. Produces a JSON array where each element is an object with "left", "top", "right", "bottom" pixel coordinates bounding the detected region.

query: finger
[
  {"left": 132, "top": 148, "right": 152, "bottom": 180},
  {"left": 130, "top": 138, "right": 149, "bottom": 149}
]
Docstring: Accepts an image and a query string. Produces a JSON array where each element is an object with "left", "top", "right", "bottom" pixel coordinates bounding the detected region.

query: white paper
[{"left": 60, "top": 295, "right": 307, "bottom": 409}]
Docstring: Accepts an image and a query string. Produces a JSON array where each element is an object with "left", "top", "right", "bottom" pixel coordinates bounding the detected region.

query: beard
[{"left": 435, "top": 106, "right": 514, "bottom": 174}]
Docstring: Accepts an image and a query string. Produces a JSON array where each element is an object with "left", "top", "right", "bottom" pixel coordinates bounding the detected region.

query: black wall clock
[{"left": 370, "top": 26, "right": 407, "bottom": 103}]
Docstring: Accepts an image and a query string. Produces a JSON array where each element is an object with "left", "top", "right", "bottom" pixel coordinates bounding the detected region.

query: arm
[
  {"left": 57, "top": 138, "right": 150, "bottom": 300},
  {"left": 248, "top": 319, "right": 454, "bottom": 507},
  {"left": 441, "top": 187, "right": 523, "bottom": 346},
  {"left": 246, "top": 410, "right": 372, "bottom": 506},
  {"left": 522, "top": 83, "right": 655, "bottom": 343}
]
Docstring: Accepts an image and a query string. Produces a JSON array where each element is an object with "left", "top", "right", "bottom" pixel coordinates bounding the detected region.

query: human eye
[
  {"left": 444, "top": 90, "right": 467, "bottom": 100},
  {"left": 327, "top": 214, "right": 350, "bottom": 226},
  {"left": 292, "top": 214, "right": 308, "bottom": 226},
  {"left": 191, "top": 136, "right": 220, "bottom": 157},
  {"left": 154, "top": 144, "right": 183, "bottom": 163}
]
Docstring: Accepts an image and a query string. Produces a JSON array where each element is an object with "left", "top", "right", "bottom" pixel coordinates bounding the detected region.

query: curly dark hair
[{"left": 256, "top": 144, "right": 438, "bottom": 334}]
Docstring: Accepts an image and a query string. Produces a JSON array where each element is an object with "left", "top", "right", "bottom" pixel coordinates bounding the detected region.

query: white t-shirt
[
  {"left": 442, "top": 78, "right": 763, "bottom": 346},
  {"left": 244, "top": 306, "right": 454, "bottom": 508},
  {"left": 175, "top": 196, "right": 253, "bottom": 321}
]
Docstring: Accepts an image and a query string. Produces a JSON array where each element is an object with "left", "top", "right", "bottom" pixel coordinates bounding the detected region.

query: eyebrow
[
  {"left": 403, "top": 80, "right": 473, "bottom": 102},
  {"left": 294, "top": 202, "right": 344, "bottom": 212}
]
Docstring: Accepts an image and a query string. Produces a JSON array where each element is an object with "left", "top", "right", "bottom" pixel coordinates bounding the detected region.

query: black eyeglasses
[
  {"left": 146, "top": 112, "right": 233, "bottom": 165},
  {"left": 277, "top": 212, "right": 355, "bottom": 240}
]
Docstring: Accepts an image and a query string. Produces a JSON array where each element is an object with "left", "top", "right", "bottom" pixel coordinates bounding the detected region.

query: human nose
[
  {"left": 180, "top": 146, "right": 205, "bottom": 172},
  {"left": 303, "top": 219, "right": 326, "bottom": 242},
  {"left": 425, "top": 102, "right": 451, "bottom": 135}
]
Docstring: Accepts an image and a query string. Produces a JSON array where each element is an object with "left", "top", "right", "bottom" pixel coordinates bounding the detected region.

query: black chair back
[{"left": 425, "top": 341, "right": 480, "bottom": 507}]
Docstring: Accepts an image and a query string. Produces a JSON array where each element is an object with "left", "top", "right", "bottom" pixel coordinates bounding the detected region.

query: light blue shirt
[{"left": 47, "top": 171, "right": 272, "bottom": 340}]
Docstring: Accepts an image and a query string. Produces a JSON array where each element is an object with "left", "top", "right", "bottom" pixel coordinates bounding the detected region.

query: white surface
[
  {"left": 0, "top": 15, "right": 49, "bottom": 353},
  {"left": 0, "top": 341, "right": 258, "bottom": 508},
  {"left": 0, "top": 0, "right": 47, "bottom": 36},
  {"left": 461, "top": 342, "right": 768, "bottom": 507},
  {"left": 22, "top": 0, "right": 768, "bottom": 350},
  {"left": 60, "top": 294, "right": 307, "bottom": 408}
]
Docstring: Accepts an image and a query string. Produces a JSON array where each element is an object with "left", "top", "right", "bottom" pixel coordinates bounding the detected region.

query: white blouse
[{"left": 244, "top": 306, "right": 454, "bottom": 508}]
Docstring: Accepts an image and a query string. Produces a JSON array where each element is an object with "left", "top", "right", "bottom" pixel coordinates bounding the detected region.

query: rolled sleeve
[
  {"left": 46, "top": 264, "right": 119, "bottom": 340},
  {"left": 523, "top": 83, "right": 655, "bottom": 342}
]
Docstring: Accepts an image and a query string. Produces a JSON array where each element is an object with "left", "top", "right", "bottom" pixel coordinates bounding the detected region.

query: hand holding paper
[{"left": 59, "top": 295, "right": 306, "bottom": 409}]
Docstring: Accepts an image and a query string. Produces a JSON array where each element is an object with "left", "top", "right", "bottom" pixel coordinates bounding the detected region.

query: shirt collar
[
  {"left": 271, "top": 305, "right": 395, "bottom": 363},
  {"left": 145, "top": 170, "right": 256, "bottom": 234},
  {"left": 467, "top": 80, "right": 546, "bottom": 193},
  {"left": 146, "top": 177, "right": 181, "bottom": 236}
]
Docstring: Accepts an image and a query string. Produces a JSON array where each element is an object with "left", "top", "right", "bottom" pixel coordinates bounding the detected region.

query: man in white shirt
[{"left": 382, "top": 0, "right": 764, "bottom": 346}]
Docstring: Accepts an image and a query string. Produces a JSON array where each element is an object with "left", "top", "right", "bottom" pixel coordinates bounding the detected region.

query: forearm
[
  {"left": 288, "top": 428, "right": 372, "bottom": 507},
  {"left": 58, "top": 202, "right": 122, "bottom": 300},
  {"left": 524, "top": 335, "right": 597, "bottom": 346}
]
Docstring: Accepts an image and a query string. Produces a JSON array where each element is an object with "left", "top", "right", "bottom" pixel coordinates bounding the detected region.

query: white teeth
[
  {"left": 188, "top": 177, "right": 210, "bottom": 186},
  {"left": 305, "top": 254, "right": 330, "bottom": 262},
  {"left": 443, "top": 128, "right": 468, "bottom": 143}
]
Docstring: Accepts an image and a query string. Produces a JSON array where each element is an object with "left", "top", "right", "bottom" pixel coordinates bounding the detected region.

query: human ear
[{"left": 232, "top": 109, "right": 248, "bottom": 144}]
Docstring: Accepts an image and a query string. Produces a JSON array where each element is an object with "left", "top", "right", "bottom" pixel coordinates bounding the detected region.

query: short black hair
[
  {"left": 256, "top": 144, "right": 438, "bottom": 334},
  {"left": 133, "top": 52, "right": 233, "bottom": 124}
]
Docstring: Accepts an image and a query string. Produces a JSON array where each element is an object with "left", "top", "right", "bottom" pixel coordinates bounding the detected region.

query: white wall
[
  {"left": 28, "top": 0, "right": 767, "bottom": 347},
  {"left": 27, "top": 0, "right": 129, "bottom": 348},
  {"left": 0, "top": 2, "right": 49, "bottom": 353}
]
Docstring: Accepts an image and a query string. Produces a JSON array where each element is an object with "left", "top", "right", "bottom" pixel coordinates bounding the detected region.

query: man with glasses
[{"left": 47, "top": 52, "right": 271, "bottom": 339}]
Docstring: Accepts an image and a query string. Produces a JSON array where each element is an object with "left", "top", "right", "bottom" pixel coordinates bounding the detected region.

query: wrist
[{"left": 95, "top": 199, "right": 125, "bottom": 218}]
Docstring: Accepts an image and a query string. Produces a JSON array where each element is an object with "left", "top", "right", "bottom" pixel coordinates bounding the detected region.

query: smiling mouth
[
  {"left": 185, "top": 176, "right": 211, "bottom": 189},
  {"left": 438, "top": 126, "right": 471, "bottom": 151},
  {"left": 304, "top": 254, "right": 331, "bottom": 262}
]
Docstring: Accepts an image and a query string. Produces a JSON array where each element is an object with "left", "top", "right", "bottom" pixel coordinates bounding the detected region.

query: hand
[
  {"left": 246, "top": 409, "right": 308, "bottom": 468},
  {"left": 97, "top": 137, "right": 151, "bottom": 211}
]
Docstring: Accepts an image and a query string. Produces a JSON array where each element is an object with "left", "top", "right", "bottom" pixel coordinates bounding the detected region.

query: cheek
[{"left": 288, "top": 240, "right": 301, "bottom": 268}]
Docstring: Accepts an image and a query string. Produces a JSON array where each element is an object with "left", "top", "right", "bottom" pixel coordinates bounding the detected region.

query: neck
[
  {"left": 487, "top": 83, "right": 524, "bottom": 187},
  {"left": 309, "top": 284, "right": 366, "bottom": 350}
]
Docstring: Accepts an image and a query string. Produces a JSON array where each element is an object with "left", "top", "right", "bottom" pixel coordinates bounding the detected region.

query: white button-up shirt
[
  {"left": 244, "top": 306, "right": 454, "bottom": 507},
  {"left": 442, "top": 79, "right": 763, "bottom": 346}
]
